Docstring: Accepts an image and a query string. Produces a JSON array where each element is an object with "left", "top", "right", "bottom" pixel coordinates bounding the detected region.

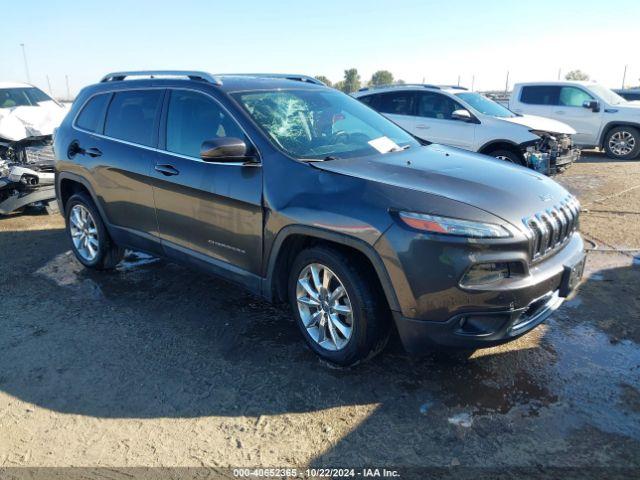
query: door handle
[
  {"left": 554, "top": 110, "right": 566, "bottom": 115},
  {"left": 86, "top": 147, "right": 102, "bottom": 158},
  {"left": 154, "top": 164, "right": 180, "bottom": 176},
  {"left": 415, "top": 124, "right": 430, "bottom": 130}
]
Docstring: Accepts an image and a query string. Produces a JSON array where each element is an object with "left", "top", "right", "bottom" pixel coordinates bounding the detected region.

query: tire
[
  {"left": 603, "top": 126, "right": 640, "bottom": 160},
  {"left": 288, "top": 245, "right": 391, "bottom": 366},
  {"left": 65, "top": 192, "right": 123, "bottom": 270},
  {"left": 488, "top": 149, "right": 526, "bottom": 166}
]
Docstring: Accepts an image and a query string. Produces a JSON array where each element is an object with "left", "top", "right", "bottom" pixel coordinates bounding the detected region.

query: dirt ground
[{"left": 0, "top": 152, "right": 639, "bottom": 475}]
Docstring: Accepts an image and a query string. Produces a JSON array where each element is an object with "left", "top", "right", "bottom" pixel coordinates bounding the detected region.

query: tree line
[{"left": 315, "top": 69, "right": 404, "bottom": 93}]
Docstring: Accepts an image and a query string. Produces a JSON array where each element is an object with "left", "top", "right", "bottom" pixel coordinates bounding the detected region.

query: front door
[
  {"left": 151, "top": 89, "right": 263, "bottom": 275},
  {"left": 411, "top": 91, "right": 476, "bottom": 150},
  {"left": 553, "top": 86, "right": 602, "bottom": 146}
]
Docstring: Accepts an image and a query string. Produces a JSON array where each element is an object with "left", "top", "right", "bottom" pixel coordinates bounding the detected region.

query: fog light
[{"left": 460, "top": 262, "right": 509, "bottom": 287}]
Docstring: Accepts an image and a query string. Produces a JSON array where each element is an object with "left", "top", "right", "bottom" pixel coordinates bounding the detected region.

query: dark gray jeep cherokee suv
[{"left": 54, "top": 71, "right": 585, "bottom": 365}]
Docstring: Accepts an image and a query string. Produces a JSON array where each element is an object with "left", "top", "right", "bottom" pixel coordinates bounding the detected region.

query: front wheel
[
  {"left": 604, "top": 126, "right": 640, "bottom": 160},
  {"left": 488, "top": 149, "right": 526, "bottom": 166},
  {"left": 288, "top": 246, "right": 390, "bottom": 366},
  {"left": 65, "top": 192, "right": 123, "bottom": 270}
]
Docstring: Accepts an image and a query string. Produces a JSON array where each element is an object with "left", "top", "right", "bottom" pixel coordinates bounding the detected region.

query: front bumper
[
  {"left": 394, "top": 289, "right": 565, "bottom": 353},
  {"left": 553, "top": 148, "right": 580, "bottom": 171},
  {"left": 376, "top": 225, "right": 585, "bottom": 353}
]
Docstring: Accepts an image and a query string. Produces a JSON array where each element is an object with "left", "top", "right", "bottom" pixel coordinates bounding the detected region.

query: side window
[
  {"left": 520, "top": 86, "right": 561, "bottom": 105},
  {"left": 559, "top": 87, "right": 593, "bottom": 107},
  {"left": 378, "top": 92, "right": 414, "bottom": 115},
  {"left": 166, "top": 90, "right": 247, "bottom": 158},
  {"left": 358, "top": 94, "right": 380, "bottom": 110},
  {"left": 104, "top": 90, "right": 163, "bottom": 146},
  {"left": 416, "top": 92, "right": 463, "bottom": 120},
  {"left": 76, "top": 94, "right": 110, "bottom": 133}
]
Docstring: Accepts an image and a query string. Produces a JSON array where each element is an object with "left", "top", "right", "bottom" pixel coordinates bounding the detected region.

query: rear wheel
[
  {"left": 65, "top": 193, "right": 123, "bottom": 270},
  {"left": 288, "top": 246, "right": 390, "bottom": 366},
  {"left": 488, "top": 149, "right": 526, "bottom": 166},
  {"left": 604, "top": 126, "right": 640, "bottom": 160}
]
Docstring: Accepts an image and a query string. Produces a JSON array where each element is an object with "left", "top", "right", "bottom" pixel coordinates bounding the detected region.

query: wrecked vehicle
[
  {"left": 0, "top": 82, "right": 67, "bottom": 215},
  {"left": 353, "top": 85, "right": 580, "bottom": 175}
]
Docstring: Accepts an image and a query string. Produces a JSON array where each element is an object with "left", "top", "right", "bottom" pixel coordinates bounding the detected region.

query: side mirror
[
  {"left": 200, "top": 137, "right": 255, "bottom": 163},
  {"left": 451, "top": 109, "right": 473, "bottom": 122},
  {"left": 582, "top": 100, "right": 600, "bottom": 112}
]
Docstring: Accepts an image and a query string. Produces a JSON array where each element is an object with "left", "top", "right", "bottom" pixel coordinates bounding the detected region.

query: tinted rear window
[
  {"left": 520, "top": 86, "right": 561, "bottom": 105},
  {"left": 358, "top": 94, "right": 380, "bottom": 109},
  {"left": 104, "top": 90, "right": 163, "bottom": 146},
  {"left": 76, "top": 93, "right": 110, "bottom": 133},
  {"left": 377, "top": 92, "right": 415, "bottom": 115}
]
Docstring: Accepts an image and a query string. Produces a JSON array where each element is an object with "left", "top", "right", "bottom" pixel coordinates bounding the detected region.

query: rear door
[
  {"left": 151, "top": 88, "right": 263, "bottom": 275},
  {"left": 362, "top": 91, "right": 417, "bottom": 135},
  {"left": 76, "top": 88, "right": 163, "bottom": 249}
]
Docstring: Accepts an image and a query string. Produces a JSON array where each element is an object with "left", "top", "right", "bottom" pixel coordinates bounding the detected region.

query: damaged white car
[
  {"left": 353, "top": 85, "right": 580, "bottom": 174},
  {"left": 0, "top": 82, "right": 68, "bottom": 215}
]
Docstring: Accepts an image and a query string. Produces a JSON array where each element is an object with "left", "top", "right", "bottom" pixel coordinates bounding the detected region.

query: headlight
[{"left": 398, "top": 212, "right": 511, "bottom": 238}]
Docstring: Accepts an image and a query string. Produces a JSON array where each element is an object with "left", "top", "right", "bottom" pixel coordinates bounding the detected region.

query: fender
[
  {"left": 56, "top": 171, "right": 164, "bottom": 256},
  {"left": 56, "top": 172, "right": 110, "bottom": 227},
  {"left": 262, "top": 224, "right": 400, "bottom": 312},
  {"left": 478, "top": 139, "right": 523, "bottom": 154},
  {"left": 598, "top": 121, "right": 640, "bottom": 147}
]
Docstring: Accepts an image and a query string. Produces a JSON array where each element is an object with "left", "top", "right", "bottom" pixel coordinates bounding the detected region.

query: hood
[
  {"left": 313, "top": 144, "right": 572, "bottom": 227},
  {"left": 499, "top": 114, "right": 576, "bottom": 135},
  {"left": 0, "top": 101, "right": 68, "bottom": 141},
  {"left": 605, "top": 104, "right": 640, "bottom": 115}
]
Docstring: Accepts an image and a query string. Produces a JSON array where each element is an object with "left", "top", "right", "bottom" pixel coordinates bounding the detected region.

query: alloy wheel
[
  {"left": 296, "top": 263, "right": 354, "bottom": 351},
  {"left": 69, "top": 204, "right": 99, "bottom": 262},
  {"left": 609, "top": 131, "right": 636, "bottom": 156}
]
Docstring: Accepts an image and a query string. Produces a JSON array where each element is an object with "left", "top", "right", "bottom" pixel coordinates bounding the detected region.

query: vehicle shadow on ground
[
  {"left": 1, "top": 227, "right": 639, "bottom": 466},
  {"left": 576, "top": 150, "right": 639, "bottom": 164}
]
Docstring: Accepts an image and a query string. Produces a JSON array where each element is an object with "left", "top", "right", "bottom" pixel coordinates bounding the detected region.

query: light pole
[{"left": 20, "top": 43, "right": 31, "bottom": 83}]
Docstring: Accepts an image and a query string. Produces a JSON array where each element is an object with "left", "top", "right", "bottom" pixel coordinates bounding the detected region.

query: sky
[{"left": 2, "top": 0, "right": 639, "bottom": 99}]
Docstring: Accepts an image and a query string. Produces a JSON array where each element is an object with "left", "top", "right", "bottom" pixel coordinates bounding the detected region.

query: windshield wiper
[
  {"left": 302, "top": 155, "right": 340, "bottom": 162},
  {"left": 386, "top": 145, "right": 411, "bottom": 153}
]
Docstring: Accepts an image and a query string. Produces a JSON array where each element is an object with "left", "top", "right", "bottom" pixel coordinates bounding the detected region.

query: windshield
[
  {"left": 232, "top": 89, "right": 419, "bottom": 160},
  {"left": 588, "top": 84, "right": 627, "bottom": 106},
  {"left": 0, "top": 87, "right": 54, "bottom": 109},
  {"left": 455, "top": 92, "right": 515, "bottom": 118}
]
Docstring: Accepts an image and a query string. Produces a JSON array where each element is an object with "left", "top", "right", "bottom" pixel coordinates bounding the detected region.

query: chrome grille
[{"left": 523, "top": 196, "right": 580, "bottom": 260}]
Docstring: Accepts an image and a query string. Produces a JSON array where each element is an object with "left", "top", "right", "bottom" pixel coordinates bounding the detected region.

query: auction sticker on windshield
[{"left": 368, "top": 136, "right": 400, "bottom": 153}]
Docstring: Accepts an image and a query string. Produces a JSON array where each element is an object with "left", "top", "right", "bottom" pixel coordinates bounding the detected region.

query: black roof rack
[
  {"left": 358, "top": 83, "right": 441, "bottom": 92},
  {"left": 216, "top": 73, "right": 325, "bottom": 85},
  {"left": 100, "top": 70, "right": 222, "bottom": 85},
  {"left": 100, "top": 71, "right": 325, "bottom": 87},
  {"left": 438, "top": 85, "right": 468, "bottom": 90}
]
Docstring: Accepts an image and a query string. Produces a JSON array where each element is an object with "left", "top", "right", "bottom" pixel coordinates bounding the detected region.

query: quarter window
[
  {"left": 104, "top": 90, "right": 163, "bottom": 146},
  {"left": 165, "top": 90, "right": 247, "bottom": 158},
  {"left": 76, "top": 94, "right": 110, "bottom": 133}
]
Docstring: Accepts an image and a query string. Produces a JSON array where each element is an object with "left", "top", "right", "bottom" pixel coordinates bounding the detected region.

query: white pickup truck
[{"left": 510, "top": 81, "right": 640, "bottom": 160}]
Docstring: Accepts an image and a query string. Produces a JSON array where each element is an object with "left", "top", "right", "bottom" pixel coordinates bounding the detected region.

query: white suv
[
  {"left": 352, "top": 84, "right": 579, "bottom": 173},
  {"left": 510, "top": 81, "right": 640, "bottom": 160}
]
